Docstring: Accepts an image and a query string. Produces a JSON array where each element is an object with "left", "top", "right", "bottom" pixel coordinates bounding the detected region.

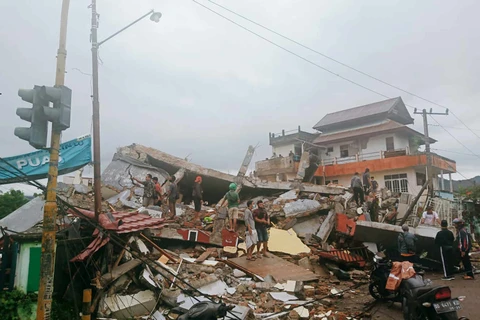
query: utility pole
[
  {"left": 414, "top": 108, "right": 448, "bottom": 199},
  {"left": 90, "top": 0, "right": 161, "bottom": 220},
  {"left": 91, "top": 0, "right": 102, "bottom": 220},
  {"left": 37, "top": 0, "right": 70, "bottom": 319}
]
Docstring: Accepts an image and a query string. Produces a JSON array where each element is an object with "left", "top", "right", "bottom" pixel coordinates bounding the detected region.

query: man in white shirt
[{"left": 421, "top": 206, "right": 439, "bottom": 226}]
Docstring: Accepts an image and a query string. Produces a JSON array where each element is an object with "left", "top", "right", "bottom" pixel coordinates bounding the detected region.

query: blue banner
[{"left": 0, "top": 135, "right": 92, "bottom": 184}]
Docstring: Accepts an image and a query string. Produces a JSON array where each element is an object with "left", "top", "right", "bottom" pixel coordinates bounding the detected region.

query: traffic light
[
  {"left": 15, "top": 85, "right": 72, "bottom": 149},
  {"left": 40, "top": 85, "right": 72, "bottom": 131},
  {"left": 15, "top": 86, "right": 49, "bottom": 149}
]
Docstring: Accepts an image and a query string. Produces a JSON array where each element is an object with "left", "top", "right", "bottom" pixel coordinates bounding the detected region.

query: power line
[
  {"left": 429, "top": 124, "right": 480, "bottom": 132},
  {"left": 205, "top": 0, "right": 480, "bottom": 141},
  {"left": 192, "top": 0, "right": 391, "bottom": 100},
  {"left": 431, "top": 148, "right": 480, "bottom": 157},
  {"left": 192, "top": 1, "right": 480, "bottom": 162}
]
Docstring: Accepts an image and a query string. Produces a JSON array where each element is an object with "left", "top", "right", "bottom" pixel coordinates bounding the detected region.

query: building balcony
[
  {"left": 315, "top": 149, "right": 456, "bottom": 177},
  {"left": 255, "top": 155, "right": 300, "bottom": 181},
  {"left": 269, "top": 126, "right": 319, "bottom": 146}
]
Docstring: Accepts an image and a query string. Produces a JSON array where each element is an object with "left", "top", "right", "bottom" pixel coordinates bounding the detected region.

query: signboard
[{"left": 0, "top": 135, "right": 92, "bottom": 184}]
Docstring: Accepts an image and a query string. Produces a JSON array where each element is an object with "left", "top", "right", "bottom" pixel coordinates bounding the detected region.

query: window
[
  {"left": 416, "top": 172, "right": 426, "bottom": 186},
  {"left": 325, "top": 180, "right": 331, "bottom": 185},
  {"left": 332, "top": 180, "right": 338, "bottom": 184},
  {"left": 340, "top": 145, "right": 349, "bottom": 158},
  {"left": 386, "top": 137, "right": 395, "bottom": 151},
  {"left": 384, "top": 173, "right": 408, "bottom": 193},
  {"left": 327, "top": 147, "right": 334, "bottom": 153}
]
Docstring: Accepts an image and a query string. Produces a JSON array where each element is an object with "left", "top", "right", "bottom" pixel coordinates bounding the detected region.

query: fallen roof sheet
[
  {"left": 228, "top": 254, "right": 318, "bottom": 282},
  {"left": 71, "top": 208, "right": 165, "bottom": 234},
  {"left": 0, "top": 197, "right": 45, "bottom": 236}
]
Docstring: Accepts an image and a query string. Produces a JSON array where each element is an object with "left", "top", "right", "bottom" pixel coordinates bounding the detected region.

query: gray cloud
[{"left": 1, "top": 0, "right": 479, "bottom": 186}]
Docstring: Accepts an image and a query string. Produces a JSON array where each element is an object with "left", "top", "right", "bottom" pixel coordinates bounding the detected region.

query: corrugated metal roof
[
  {"left": 0, "top": 197, "right": 45, "bottom": 235},
  {"left": 313, "top": 97, "right": 409, "bottom": 130},
  {"left": 71, "top": 208, "right": 165, "bottom": 234}
]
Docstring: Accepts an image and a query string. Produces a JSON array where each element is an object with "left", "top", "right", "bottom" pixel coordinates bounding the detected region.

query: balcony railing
[{"left": 321, "top": 147, "right": 410, "bottom": 166}]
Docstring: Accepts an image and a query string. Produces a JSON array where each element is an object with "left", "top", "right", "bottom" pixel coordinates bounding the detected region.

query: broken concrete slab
[
  {"left": 268, "top": 228, "right": 311, "bottom": 255},
  {"left": 197, "top": 279, "right": 228, "bottom": 296},
  {"left": 292, "top": 215, "right": 323, "bottom": 238},
  {"left": 273, "top": 190, "right": 298, "bottom": 204},
  {"left": 315, "top": 210, "right": 335, "bottom": 243},
  {"left": 228, "top": 254, "right": 318, "bottom": 282},
  {"left": 354, "top": 221, "right": 441, "bottom": 261},
  {"left": 269, "top": 292, "right": 298, "bottom": 302},
  {"left": 283, "top": 199, "right": 322, "bottom": 217},
  {"left": 100, "top": 290, "right": 157, "bottom": 319}
]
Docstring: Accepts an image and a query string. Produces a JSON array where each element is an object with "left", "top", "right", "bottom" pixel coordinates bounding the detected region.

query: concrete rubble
[{"left": 37, "top": 145, "right": 455, "bottom": 320}]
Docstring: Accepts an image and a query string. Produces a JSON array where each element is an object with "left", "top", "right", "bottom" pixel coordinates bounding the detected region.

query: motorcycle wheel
[
  {"left": 402, "top": 297, "right": 429, "bottom": 320},
  {"left": 436, "top": 312, "right": 460, "bottom": 320},
  {"left": 368, "top": 283, "right": 385, "bottom": 300}
]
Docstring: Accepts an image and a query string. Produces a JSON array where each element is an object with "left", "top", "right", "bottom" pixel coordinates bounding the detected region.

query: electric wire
[
  {"left": 0, "top": 159, "right": 243, "bottom": 320},
  {"left": 193, "top": 0, "right": 480, "bottom": 161},
  {"left": 205, "top": 0, "right": 480, "bottom": 141}
]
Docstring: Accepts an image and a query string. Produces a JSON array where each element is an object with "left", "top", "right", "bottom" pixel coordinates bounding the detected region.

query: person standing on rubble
[
  {"left": 370, "top": 176, "right": 379, "bottom": 194},
  {"left": 244, "top": 200, "right": 258, "bottom": 261},
  {"left": 420, "top": 206, "right": 440, "bottom": 226},
  {"left": 453, "top": 218, "right": 474, "bottom": 280},
  {"left": 223, "top": 183, "right": 240, "bottom": 231},
  {"left": 435, "top": 220, "right": 455, "bottom": 280},
  {"left": 362, "top": 168, "right": 371, "bottom": 194},
  {"left": 254, "top": 200, "right": 270, "bottom": 258},
  {"left": 133, "top": 174, "right": 156, "bottom": 207},
  {"left": 167, "top": 176, "right": 178, "bottom": 218},
  {"left": 398, "top": 225, "right": 417, "bottom": 263},
  {"left": 351, "top": 172, "right": 364, "bottom": 206},
  {"left": 192, "top": 176, "right": 203, "bottom": 221},
  {"left": 152, "top": 177, "right": 163, "bottom": 206}
]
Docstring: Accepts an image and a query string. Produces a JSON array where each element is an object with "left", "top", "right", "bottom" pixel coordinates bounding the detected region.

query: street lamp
[{"left": 90, "top": 0, "right": 161, "bottom": 220}]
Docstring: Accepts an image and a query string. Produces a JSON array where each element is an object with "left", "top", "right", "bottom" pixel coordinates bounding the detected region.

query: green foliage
[
  {"left": 0, "top": 291, "right": 77, "bottom": 320},
  {"left": 409, "top": 136, "right": 423, "bottom": 154},
  {"left": 0, "top": 189, "right": 29, "bottom": 219},
  {"left": 0, "top": 290, "right": 37, "bottom": 320},
  {"left": 458, "top": 185, "right": 480, "bottom": 199}
]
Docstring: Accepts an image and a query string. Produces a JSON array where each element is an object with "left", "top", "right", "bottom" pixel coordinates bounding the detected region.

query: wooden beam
[
  {"left": 99, "top": 259, "right": 141, "bottom": 288},
  {"left": 139, "top": 233, "right": 178, "bottom": 263},
  {"left": 195, "top": 248, "right": 216, "bottom": 263}
]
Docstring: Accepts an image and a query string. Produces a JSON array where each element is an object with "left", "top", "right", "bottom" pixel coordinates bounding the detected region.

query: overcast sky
[{"left": 1, "top": 0, "right": 479, "bottom": 191}]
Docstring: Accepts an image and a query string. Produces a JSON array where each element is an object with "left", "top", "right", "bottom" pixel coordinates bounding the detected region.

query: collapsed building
[{"left": 1, "top": 97, "right": 477, "bottom": 320}]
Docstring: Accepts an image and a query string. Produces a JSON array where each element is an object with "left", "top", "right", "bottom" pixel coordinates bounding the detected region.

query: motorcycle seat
[
  {"left": 402, "top": 275, "right": 426, "bottom": 290},
  {"left": 411, "top": 286, "right": 435, "bottom": 298}
]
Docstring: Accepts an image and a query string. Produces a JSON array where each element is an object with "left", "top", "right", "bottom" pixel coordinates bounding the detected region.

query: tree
[
  {"left": 0, "top": 189, "right": 29, "bottom": 219},
  {"left": 458, "top": 185, "right": 480, "bottom": 200}
]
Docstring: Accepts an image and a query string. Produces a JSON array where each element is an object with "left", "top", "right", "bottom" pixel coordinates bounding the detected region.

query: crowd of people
[
  {"left": 132, "top": 173, "right": 178, "bottom": 219},
  {"left": 398, "top": 218, "right": 474, "bottom": 281}
]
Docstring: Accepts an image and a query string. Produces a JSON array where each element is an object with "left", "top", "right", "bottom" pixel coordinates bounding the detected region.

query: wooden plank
[
  {"left": 139, "top": 232, "right": 178, "bottom": 263},
  {"left": 99, "top": 259, "right": 142, "bottom": 287},
  {"left": 195, "top": 248, "right": 216, "bottom": 263},
  {"left": 228, "top": 254, "right": 318, "bottom": 282}
]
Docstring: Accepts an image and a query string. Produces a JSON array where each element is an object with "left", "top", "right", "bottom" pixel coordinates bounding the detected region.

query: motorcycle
[
  {"left": 169, "top": 301, "right": 236, "bottom": 320},
  {"left": 369, "top": 253, "right": 467, "bottom": 320},
  {"left": 369, "top": 253, "right": 402, "bottom": 302}
]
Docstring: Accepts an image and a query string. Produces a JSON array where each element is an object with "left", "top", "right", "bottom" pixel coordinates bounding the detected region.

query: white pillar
[
  {"left": 440, "top": 170, "right": 445, "bottom": 191},
  {"left": 449, "top": 173, "right": 453, "bottom": 193}
]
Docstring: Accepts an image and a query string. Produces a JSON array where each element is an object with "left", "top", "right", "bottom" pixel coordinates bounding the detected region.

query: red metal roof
[{"left": 70, "top": 208, "right": 165, "bottom": 234}]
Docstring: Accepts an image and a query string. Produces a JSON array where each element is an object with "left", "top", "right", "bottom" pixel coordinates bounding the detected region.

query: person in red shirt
[{"left": 152, "top": 177, "right": 163, "bottom": 206}]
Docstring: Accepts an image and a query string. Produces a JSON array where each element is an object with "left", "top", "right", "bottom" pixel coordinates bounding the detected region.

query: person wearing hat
[
  {"left": 453, "top": 218, "right": 474, "bottom": 280},
  {"left": 192, "top": 176, "right": 203, "bottom": 221},
  {"left": 223, "top": 183, "right": 240, "bottom": 231},
  {"left": 435, "top": 220, "right": 455, "bottom": 280}
]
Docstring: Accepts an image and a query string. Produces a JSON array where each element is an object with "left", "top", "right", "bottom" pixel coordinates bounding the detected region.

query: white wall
[
  {"left": 320, "top": 132, "right": 411, "bottom": 159},
  {"left": 272, "top": 144, "right": 295, "bottom": 157},
  {"left": 14, "top": 242, "right": 41, "bottom": 293},
  {"left": 326, "top": 167, "right": 420, "bottom": 194}
]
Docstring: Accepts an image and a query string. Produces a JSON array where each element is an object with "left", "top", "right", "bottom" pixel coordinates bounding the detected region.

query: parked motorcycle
[{"left": 369, "top": 253, "right": 467, "bottom": 320}]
